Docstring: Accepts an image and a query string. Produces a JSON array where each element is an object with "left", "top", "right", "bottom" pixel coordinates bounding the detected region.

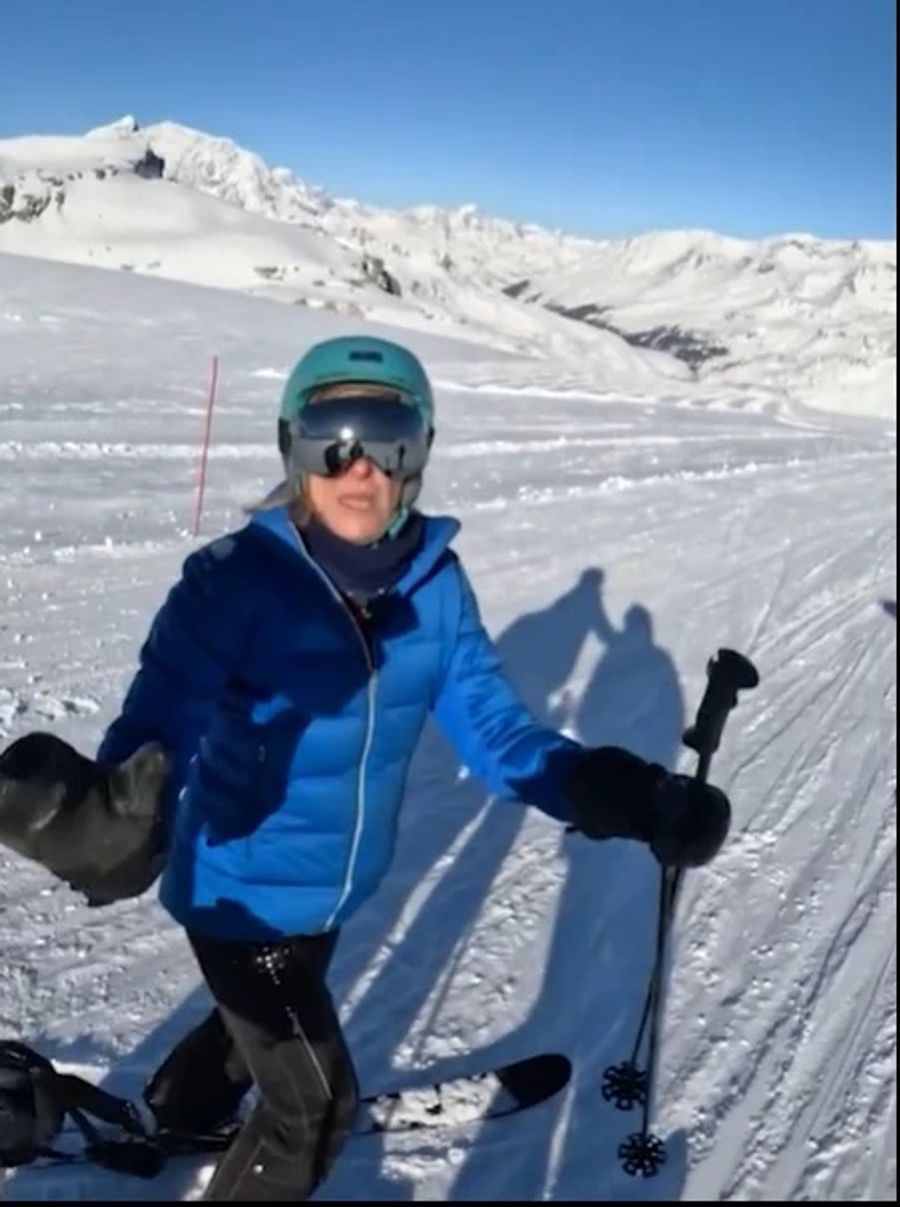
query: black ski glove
[
  {"left": 0, "top": 731, "right": 169, "bottom": 905},
  {"left": 567, "top": 746, "right": 730, "bottom": 867}
]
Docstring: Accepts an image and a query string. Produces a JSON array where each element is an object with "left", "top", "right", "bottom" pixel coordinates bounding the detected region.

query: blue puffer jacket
[{"left": 97, "top": 505, "right": 581, "bottom": 940}]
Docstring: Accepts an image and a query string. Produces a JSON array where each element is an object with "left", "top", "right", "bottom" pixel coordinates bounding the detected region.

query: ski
[
  {"left": 359, "top": 1050, "right": 571, "bottom": 1135},
  {"left": 25, "top": 1052, "right": 571, "bottom": 1174}
]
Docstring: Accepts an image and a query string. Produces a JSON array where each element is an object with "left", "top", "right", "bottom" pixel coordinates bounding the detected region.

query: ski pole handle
[
  {"left": 565, "top": 648, "right": 759, "bottom": 834},
  {"left": 681, "top": 649, "right": 759, "bottom": 782}
]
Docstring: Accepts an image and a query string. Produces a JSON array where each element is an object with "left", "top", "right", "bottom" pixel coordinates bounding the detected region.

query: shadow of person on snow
[
  {"left": 881, "top": 599, "right": 896, "bottom": 619},
  {"left": 440, "top": 599, "right": 689, "bottom": 1202}
]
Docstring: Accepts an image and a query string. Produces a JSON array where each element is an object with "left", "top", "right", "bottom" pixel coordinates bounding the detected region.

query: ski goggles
[{"left": 285, "top": 396, "right": 432, "bottom": 479}]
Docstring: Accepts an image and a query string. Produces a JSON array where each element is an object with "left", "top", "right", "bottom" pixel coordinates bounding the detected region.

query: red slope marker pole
[{"left": 193, "top": 354, "right": 219, "bottom": 538}]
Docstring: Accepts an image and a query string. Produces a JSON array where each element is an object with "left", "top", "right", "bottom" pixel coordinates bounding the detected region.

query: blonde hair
[{"left": 244, "top": 476, "right": 310, "bottom": 525}]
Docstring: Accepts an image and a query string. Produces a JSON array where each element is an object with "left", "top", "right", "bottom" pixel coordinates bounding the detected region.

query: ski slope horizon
[{"left": 0, "top": 251, "right": 895, "bottom": 1201}]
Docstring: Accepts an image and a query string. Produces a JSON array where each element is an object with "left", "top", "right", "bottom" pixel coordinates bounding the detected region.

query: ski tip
[
  {"left": 354, "top": 1051, "right": 572, "bottom": 1135},
  {"left": 496, "top": 1053, "right": 572, "bottom": 1104}
]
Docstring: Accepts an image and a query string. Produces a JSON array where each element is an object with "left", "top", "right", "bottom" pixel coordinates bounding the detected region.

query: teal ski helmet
[
  {"left": 279, "top": 335, "right": 433, "bottom": 431},
  {"left": 277, "top": 335, "right": 436, "bottom": 535}
]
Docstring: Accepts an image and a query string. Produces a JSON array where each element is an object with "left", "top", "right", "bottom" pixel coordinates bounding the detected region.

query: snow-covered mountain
[
  {"left": 513, "top": 230, "right": 897, "bottom": 419},
  {"left": 1, "top": 115, "right": 895, "bottom": 418}
]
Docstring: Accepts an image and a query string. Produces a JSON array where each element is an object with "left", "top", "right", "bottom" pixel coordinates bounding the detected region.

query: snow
[
  {"left": 0, "top": 115, "right": 896, "bottom": 1201},
  {"left": 0, "top": 248, "right": 894, "bottom": 1202}
]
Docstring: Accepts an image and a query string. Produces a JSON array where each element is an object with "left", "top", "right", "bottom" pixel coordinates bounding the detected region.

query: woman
[{"left": 94, "top": 335, "right": 729, "bottom": 1201}]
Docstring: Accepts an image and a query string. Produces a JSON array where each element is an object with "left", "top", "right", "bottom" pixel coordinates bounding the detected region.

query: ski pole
[{"left": 605, "top": 648, "right": 759, "bottom": 1177}]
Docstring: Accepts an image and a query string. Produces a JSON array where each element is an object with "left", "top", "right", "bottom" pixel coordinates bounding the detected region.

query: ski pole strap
[
  {"left": 54, "top": 1073, "right": 145, "bottom": 1137},
  {"left": 59, "top": 1078, "right": 165, "bottom": 1178},
  {"left": 0, "top": 1042, "right": 66, "bottom": 1167},
  {"left": 0, "top": 1041, "right": 164, "bottom": 1178}
]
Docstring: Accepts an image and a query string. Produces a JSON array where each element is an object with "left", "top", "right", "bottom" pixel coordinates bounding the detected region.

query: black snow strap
[{"left": 0, "top": 1041, "right": 163, "bottom": 1177}]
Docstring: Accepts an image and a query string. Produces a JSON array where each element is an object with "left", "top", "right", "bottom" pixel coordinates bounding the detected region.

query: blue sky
[{"left": 3, "top": 0, "right": 895, "bottom": 240}]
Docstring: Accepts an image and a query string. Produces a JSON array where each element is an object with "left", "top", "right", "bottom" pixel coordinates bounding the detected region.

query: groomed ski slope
[{"left": 1, "top": 255, "right": 895, "bottom": 1201}]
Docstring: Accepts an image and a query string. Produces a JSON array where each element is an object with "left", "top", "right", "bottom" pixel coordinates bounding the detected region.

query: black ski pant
[{"left": 144, "top": 929, "right": 358, "bottom": 1201}]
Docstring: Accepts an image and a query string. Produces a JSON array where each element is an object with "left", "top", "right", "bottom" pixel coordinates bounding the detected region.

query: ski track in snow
[{"left": 0, "top": 262, "right": 895, "bottom": 1202}]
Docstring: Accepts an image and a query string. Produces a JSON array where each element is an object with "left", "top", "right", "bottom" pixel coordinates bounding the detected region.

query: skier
[{"left": 2, "top": 335, "right": 730, "bottom": 1200}]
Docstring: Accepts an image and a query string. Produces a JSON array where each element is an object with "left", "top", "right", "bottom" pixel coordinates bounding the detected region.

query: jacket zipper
[{"left": 290, "top": 528, "right": 377, "bottom": 930}]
